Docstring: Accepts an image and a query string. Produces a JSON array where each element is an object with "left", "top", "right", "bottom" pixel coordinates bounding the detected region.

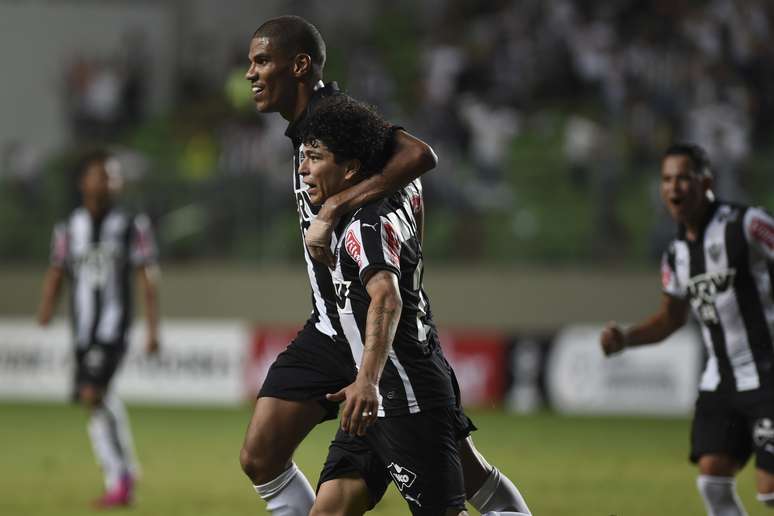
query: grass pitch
[{"left": 0, "top": 402, "right": 765, "bottom": 515}]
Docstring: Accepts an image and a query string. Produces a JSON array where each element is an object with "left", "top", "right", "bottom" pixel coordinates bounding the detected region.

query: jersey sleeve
[
  {"left": 406, "top": 179, "right": 423, "bottom": 218},
  {"left": 744, "top": 207, "right": 774, "bottom": 262},
  {"left": 343, "top": 211, "right": 402, "bottom": 285},
  {"left": 49, "top": 222, "right": 68, "bottom": 267},
  {"left": 130, "top": 214, "right": 158, "bottom": 266},
  {"left": 661, "top": 247, "right": 685, "bottom": 299}
]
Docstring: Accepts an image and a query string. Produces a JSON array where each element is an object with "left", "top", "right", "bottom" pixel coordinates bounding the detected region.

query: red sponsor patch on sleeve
[
  {"left": 411, "top": 194, "right": 422, "bottom": 215},
  {"left": 345, "top": 228, "right": 363, "bottom": 268},
  {"left": 750, "top": 217, "right": 774, "bottom": 251},
  {"left": 382, "top": 222, "right": 401, "bottom": 267},
  {"left": 661, "top": 259, "right": 672, "bottom": 290},
  {"left": 52, "top": 229, "right": 68, "bottom": 265}
]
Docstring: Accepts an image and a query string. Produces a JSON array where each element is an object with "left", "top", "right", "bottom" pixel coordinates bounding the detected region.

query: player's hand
[
  {"left": 305, "top": 217, "right": 336, "bottom": 268},
  {"left": 37, "top": 309, "right": 52, "bottom": 327},
  {"left": 326, "top": 378, "right": 379, "bottom": 436},
  {"left": 145, "top": 334, "right": 160, "bottom": 355},
  {"left": 600, "top": 322, "right": 626, "bottom": 356}
]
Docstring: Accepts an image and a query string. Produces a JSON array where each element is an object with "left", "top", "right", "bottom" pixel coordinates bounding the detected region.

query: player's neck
[
  {"left": 282, "top": 78, "right": 323, "bottom": 122},
  {"left": 684, "top": 200, "right": 712, "bottom": 241},
  {"left": 84, "top": 199, "right": 111, "bottom": 220}
]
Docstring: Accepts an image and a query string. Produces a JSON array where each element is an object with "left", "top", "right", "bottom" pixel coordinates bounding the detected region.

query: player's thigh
[
  {"left": 318, "top": 428, "right": 390, "bottom": 510},
  {"left": 312, "top": 475, "right": 371, "bottom": 516},
  {"left": 241, "top": 397, "right": 325, "bottom": 466},
  {"left": 691, "top": 392, "right": 749, "bottom": 473},
  {"left": 697, "top": 453, "right": 741, "bottom": 476},
  {"left": 375, "top": 408, "right": 466, "bottom": 515}
]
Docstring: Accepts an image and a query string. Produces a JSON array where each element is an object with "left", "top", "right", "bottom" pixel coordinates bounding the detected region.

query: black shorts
[
  {"left": 73, "top": 341, "right": 126, "bottom": 400},
  {"left": 319, "top": 406, "right": 467, "bottom": 516},
  {"left": 257, "top": 320, "right": 357, "bottom": 421},
  {"left": 690, "top": 389, "right": 774, "bottom": 473}
]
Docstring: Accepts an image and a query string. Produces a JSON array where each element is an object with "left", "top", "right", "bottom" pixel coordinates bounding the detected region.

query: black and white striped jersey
[
  {"left": 661, "top": 201, "right": 774, "bottom": 393},
  {"left": 331, "top": 181, "right": 456, "bottom": 417},
  {"left": 285, "top": 81, "right": 346, "bottom": 338},
  {"left": 50, "top": 206, "right": 157, "bottom": 348}
]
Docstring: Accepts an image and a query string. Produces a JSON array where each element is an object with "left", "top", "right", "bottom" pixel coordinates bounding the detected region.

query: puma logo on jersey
[{"left": 361, "top": 222, "right": 378, "bottom": 231}]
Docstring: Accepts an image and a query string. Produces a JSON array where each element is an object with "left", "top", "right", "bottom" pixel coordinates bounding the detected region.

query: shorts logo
[
  {"left": 387, "top": 462, "right": 417, "bottom": 492},
  {"left": 754, "top": 418, "right": 774, "bottom": 447}
]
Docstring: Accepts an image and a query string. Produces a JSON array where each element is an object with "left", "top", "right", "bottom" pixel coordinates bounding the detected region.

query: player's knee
[
  {"left": 79, "top": 385, "right": 103, "bottom": 409},
  {"left": 239, "top": 445, "right": 288, "bottom": 485},
  {"left": 309, "top": 503, "right": 347, "bottom": 516},
  {"left": 757, "top": 490, "right": 774, "bottom": 507}
]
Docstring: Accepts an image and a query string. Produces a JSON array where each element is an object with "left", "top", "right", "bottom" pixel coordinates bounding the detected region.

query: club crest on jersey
[
  {"left": 345, "top": 229, "right": 363, "bottom": 267},
  {"left": 387, "top": 463, "right": 417, "bottom": 492},
  {"left": 754, "top": 418, "right": 774, "bottom": 447},
  {"left": 708, "top": 242, "right": 723, "bottom": 263},
  {"left": 687, "top": 269, "right": 736, "bottom": 325}
]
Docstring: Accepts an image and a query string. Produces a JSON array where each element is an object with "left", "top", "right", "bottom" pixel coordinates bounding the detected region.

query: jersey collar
[{"left": 284, "top": 81, "right": 340, "bottom": 140}]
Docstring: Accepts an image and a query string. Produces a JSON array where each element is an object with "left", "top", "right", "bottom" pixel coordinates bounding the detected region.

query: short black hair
[
  {"left": 76, "top": 148, "right": 112, "bottom": 180},
  {"left": 253, "top": 16, "right": 326, "bottom": 77},
  {"left": 301, "top": 96, "right": 393, "bottom": 177},
  {"left": 663, "top": 143, "right": 712, "bottom": 177}
]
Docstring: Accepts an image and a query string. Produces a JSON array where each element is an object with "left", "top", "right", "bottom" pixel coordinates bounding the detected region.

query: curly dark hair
[{"left": 301, "top": 95, "right": 393, "bottom": 177}]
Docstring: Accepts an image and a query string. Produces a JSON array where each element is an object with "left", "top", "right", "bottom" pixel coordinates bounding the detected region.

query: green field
[{"left": 0, "top": 403, "right": 766, "bottom": 515}]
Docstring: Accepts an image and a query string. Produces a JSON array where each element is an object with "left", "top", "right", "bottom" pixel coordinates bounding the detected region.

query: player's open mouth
[
  {"left": 251, "top": 84, "right": 265, "bottom": 99},
  {"left": 670, "top": 198, "right": 683, "bottom": 207}
]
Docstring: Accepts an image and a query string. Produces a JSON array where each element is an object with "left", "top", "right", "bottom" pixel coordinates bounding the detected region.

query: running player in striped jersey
[
  {"left": 37, "top": 150, "right": 160, "bottom": 508},
  {"left": 240, "top": 15, "right": 529, "bottom": 516},
  {"left": 601, "top": 143, "right": 774, "bottom": 515}
]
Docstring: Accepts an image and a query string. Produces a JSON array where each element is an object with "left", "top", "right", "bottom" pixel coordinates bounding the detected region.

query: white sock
[
  {"left": 697, "top": 475, "right": 747, "bottom": 516},
  {"left": 254, "top": 462, "right": 315, "bottom": 516},
  {"left": 103, "top": 393, "right": 140, "bottom": 478},
  {"left": 88, "top": 406, "right": 128, "bottom": 490},
  {"left": 469, "top": 466, "right": 531, "bottom": 515}
]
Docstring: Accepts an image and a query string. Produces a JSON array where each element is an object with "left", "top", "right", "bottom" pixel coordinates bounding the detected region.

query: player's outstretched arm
[
  {"left": 37, "top": 266, "right": 64, "bottom": 326},
  {"left": 600, "top": 293, "right": 689, "bottom": 356},
  {"left": 326, "top": 270, "right": 402, "bottom": 436},
  {"left": 137, "top": 265, "right": 160, "bottom": 354},
  {"left": 305, "top": 131, "right": 437, "bottom": 266}
]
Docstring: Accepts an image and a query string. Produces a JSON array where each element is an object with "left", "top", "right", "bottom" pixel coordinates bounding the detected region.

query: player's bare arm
[
  {"left": 601, "top": 293, "right": 689, "bottom": 356},
  {"left": 138, "top": 265, "right": 161, "bottom": 354},
  {"left": 326, "top": 269, "right": 402, "bottom": 436},
  {"left": 37, "top": 266, "right": 64, "bottom": 326},
  {"left": 306, "top": 131, "right": 437, "bottom": 266}
]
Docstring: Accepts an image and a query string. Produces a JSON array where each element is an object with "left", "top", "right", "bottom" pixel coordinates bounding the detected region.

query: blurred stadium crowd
[{"left": 2, "top": 0, "right": 773, "bottom": 265}]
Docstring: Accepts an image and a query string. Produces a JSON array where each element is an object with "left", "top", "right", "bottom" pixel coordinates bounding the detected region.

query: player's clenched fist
[{"left": 600, "top": 322, "right": 626, "bottom": 356}]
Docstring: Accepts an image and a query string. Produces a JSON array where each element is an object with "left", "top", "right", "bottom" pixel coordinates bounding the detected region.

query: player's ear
[
  {"left": 293, "top": 53, "right": 312, "bottom": 78},
  {"left": 701, "top": 174, "right": 714, "bottom": 195},
  {"left": 344, "top": 159, "right": 362, "bottom": 182}
]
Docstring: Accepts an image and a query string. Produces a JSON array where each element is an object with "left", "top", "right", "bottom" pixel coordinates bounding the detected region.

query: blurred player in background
[
  {"left": 600, "top": 143, "right": 774, "bottom": 515},
  {"left": 240, "top": 14, "right": 529, "bottom": 516},
  {"left": 37, "top": 149, "right": 160, "bottom": 508}
]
